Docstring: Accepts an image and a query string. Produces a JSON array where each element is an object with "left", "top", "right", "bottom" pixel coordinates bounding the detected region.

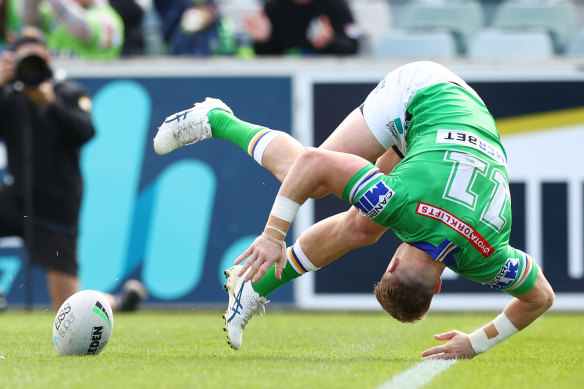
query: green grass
[{"left": 0, "top": 310, "right": 582, "bottom": 388}]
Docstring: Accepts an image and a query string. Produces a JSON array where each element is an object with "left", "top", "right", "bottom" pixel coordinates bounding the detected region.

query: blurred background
[{"left": 0, "top": 0, "right": 583, "bottom": 312}]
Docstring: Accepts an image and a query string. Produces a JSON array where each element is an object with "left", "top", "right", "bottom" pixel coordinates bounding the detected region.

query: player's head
[{"left": 374, "top": 242, "right": 443, "bottom": 323}]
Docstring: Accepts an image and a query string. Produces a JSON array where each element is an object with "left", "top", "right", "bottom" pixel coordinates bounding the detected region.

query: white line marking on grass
[{"left": 378, "top": 359, "right": 457, "bottom": 389}]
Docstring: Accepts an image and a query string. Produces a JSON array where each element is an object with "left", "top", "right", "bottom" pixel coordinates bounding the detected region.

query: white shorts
[{"left": 361, "top": 61, "right": 481, "bottom": 155}]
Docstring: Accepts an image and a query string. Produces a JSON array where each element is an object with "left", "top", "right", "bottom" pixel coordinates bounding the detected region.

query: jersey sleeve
[
  {"left": 342, "top": 163, "right": 405, "bottom": 227},
  {"left": 484, "top": 246, "right": 539, "bottom": 297}
]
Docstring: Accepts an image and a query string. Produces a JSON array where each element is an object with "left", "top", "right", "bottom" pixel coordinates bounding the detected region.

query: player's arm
[
  {"left": 294, "top": 145, "right": 400, "bottom": 268},
  {"left": 234, "top": 147, "right": 372, "bottom": 282},
  {"left": 421, "top": 267, "right": 555, "bottom": 359}
]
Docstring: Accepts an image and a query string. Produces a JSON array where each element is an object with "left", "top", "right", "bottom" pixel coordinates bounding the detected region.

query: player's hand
[
  {"left": 421, "top": 330, "right": 477, "bottom": 360},
  {"left": 234, "top": 233, "right": 286, "bottom": 283}
]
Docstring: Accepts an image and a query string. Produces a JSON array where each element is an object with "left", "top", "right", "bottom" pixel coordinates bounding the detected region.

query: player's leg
[
  {"left": 153, "top": 101, "right": 384, "bottom": 194},
  {"left": 319, "top": 107, "right": 386, "bottom": 160},
  {"left": 223, "top": 122, "right": 396, "bottom": 350},
  {"left": 154, "top": 98, "right": 304, "bottom": 182},
  {"left": 224, "top": 149, "right": 389, "bottom": 349}
]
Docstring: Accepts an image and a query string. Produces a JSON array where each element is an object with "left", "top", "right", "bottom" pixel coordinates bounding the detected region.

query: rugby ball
[{"left": 53, "top": 290, "right": 114, "bottom": 356}]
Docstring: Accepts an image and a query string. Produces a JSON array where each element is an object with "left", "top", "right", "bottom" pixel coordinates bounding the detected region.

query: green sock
[
  {"left": 208, "top": 109, "right": 267, "bottom": 153},
  {"left": 252, "top": 262, "right": 302, "bottom": 297}
]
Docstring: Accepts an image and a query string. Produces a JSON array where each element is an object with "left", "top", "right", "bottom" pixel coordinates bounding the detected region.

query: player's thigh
[{"left": 318, "top": 108, "right": 386, "bottom": 161}]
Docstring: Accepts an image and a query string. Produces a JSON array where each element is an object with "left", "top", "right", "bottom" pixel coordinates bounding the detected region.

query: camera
[{"left": 15, "top": 54, "right": 53, "bottom": 87}]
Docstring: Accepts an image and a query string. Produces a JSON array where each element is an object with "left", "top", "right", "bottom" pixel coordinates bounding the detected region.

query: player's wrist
[
  {"left": 270, "top": 195, "right": 300, "bottom": 223},
  {"left": 468, "top": 313, "right": 518, "bottom": 354},
  {"left": 263, "top": 195, "right": 300, "bottom": 239},
  {"left": 259, "top": 231, "right": 285, "bottom": 247},
  {"left": 262, "top": 226, "right": 286, "bottom": 241}
]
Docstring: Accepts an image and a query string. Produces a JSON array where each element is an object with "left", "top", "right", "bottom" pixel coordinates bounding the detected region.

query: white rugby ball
[{"left": 53, "top": 290, "right": 114, "bottom": 356}]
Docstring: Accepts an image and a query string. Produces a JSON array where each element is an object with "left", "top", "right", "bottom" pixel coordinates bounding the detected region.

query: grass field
[{"left": 0, "top": 310, "right": 582, "bottom": 388}]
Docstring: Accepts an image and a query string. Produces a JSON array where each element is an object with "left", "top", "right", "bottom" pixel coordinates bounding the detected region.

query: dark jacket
[
  {"left": 255, "top": 0, "right": 359, "bottom": 55},
  {"left": 0, "top": 80, "right": 95, "bottom": 231}
]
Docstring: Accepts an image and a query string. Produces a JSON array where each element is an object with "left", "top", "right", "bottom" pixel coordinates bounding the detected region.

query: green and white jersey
[{"left": 346, "top": 62, "right": 538, "bottom": 296}]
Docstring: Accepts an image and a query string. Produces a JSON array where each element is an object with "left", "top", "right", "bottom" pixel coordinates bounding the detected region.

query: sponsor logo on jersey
[
  {"left": 436, "top": 130, "right": 507, "bottom": 165},
  {"left": 485, "top": 258, "right": 519, "bottom": 289},
  {"left": 416, "top": 202, "right": 494, "bottom": 257},
  {"left": 354, "top": 181, "right": 394, "bottom": 219}
]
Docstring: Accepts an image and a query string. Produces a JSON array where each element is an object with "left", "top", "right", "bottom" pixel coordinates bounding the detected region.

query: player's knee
[
  {"left": 543, "top": 285, "right": 555, "bottom": 311},
  {"left": 297, "top": 148, "right": 331, "bottom": 198},
  {"left": 297, "top": 147, "right": 323, "bottom": 167}
]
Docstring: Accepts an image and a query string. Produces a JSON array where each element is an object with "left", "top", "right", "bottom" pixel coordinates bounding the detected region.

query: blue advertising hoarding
[{"left": 1, "top": 75, "right": 294, "bottom": 305}]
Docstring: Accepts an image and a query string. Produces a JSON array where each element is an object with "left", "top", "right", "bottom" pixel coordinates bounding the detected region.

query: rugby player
[{"left": 153, "top": 61, "right": 555, "bottom": 359}]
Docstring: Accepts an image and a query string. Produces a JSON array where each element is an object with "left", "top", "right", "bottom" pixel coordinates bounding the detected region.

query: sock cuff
[
  {"left": 247, "top": 129, "right": 281, "bottom": 165},
  {"left": 287, "top": 240, "right": 319, "bottom": 274}
]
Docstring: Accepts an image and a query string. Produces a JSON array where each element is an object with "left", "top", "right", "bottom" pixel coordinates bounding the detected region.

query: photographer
[{"left": 0, "top": 27, "right": 146, "bottom": 310}]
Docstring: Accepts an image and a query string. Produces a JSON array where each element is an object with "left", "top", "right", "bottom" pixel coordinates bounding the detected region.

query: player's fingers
[
  {"left": 252, "top": 262, "right": 271, "bottom": 283},
  {"left": 424, "top": 352, "right": 454, "bottom": 360},
  {"left": 433, "top": 331, "right": 457, "bottom": 341},
  {"left": 243, "top": 256, "right": 261, "bottom": 282},
  {"left": 238, "top": 260, "right": 253, "bottom": 278},
  {"left": 234, "top": 247, "right": 253, "bottom": 265},
  {"left": 238, "top": 252, "right": 258, "bottom": 278},
  {"left": 275, "top": 254, "right": 286, "bottom": 280},
  {"left": 421, "top": 344, "right": 448, "bottom": 358}
]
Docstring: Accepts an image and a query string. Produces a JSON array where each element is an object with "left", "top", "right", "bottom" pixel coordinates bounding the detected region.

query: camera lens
[{"left": 16, "top": 54, "right": 53, "bottom": 87}]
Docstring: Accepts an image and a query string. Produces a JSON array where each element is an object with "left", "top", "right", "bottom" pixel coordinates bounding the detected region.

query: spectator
[
  {"left": 23, "top": 0, "right": 124, "bottom": 59},
  {"left": 0, "top": 0, "right": 22, "bottom": 51},
  {"left": 155, "top": 0, "right": 236, "bottom": 56},
  {"left": 245, "top": 0, "right": 360, "bottom": 56},
  {"left": 110, "top": 0, "right": 145, "bottom": 56},
  {"left": 0, "top": 27, "right": 146, "bottom": 310}
]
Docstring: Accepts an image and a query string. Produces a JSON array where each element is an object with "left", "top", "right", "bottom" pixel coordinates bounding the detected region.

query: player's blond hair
[{"left": 374, "top": 272, "right": 434, "bottom": 323}]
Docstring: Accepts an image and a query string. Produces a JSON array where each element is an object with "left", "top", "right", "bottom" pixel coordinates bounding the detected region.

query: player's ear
[
  {"left": 434, "top": 278, "right": 442, "bottom": 295},
  {"left": 387, "top": 257, "right": 399, "bottom": 273}
]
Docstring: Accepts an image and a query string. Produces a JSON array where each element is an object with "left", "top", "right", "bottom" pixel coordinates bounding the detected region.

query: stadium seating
[
  {"left": 566, "top": 29, "right": 584, "bottom": 56},
  {"left": 468, "top": 28, "right": 555, "bottom": 58},
  {"left": 488, "top": 0, "right": 578, "bottom": 54},
  {"left": 373, "top": 30, "right": 457, "bottom": 58},
  {"left": 350, "top": 0, "right": 392, "bottom": 55},
  {"left": 387, "top": 0, "right": 485, "bottom": 55}
]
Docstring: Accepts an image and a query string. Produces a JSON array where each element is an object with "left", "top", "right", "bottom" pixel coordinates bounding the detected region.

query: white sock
[
  {"left": 287, "top": 240, "right": 319, "bottom": 274},
  {"left": 247, "top": 129, "right": 282, "bottom": 166}
]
